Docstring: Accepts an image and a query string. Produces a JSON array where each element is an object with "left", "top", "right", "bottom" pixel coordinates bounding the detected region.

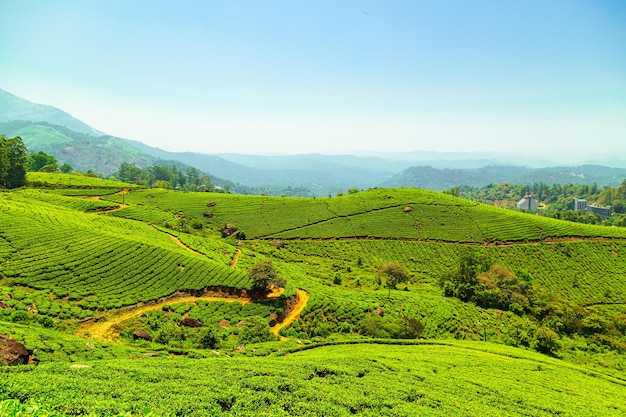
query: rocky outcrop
[
  {"left": 180, "top": 317, "right": 203, "bottom": 328},
  {"left": 0, "top": 334, "right": 32, "bottom": 366},
  {"left": 132, "top": 330, "right": 152, "bottom": 342}
]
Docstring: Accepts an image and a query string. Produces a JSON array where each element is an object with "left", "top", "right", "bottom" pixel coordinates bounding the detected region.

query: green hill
[
  {"left": 0, "top": 120, "right": 154, "bottom": 174},
  {"left": 1, "top": 175, "right": 626, "bottom": 416}
]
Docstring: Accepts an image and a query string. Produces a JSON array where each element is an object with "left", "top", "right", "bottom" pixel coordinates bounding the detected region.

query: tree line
[{"left": 113, "top": 162, "right": 219, "bottom": 192}]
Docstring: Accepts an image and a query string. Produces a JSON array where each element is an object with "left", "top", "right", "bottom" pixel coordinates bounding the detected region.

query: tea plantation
[{"left": 1, "top": 173, "right": 626, "bottom": 416}]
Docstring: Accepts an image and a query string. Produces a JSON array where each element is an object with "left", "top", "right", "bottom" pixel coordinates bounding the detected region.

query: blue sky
[{"left": 1, "top": 0, "right": 625, "bottom": 161}]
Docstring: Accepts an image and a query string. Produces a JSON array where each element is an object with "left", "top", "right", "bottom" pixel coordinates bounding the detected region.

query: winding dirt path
[
  {"left": 168, "top": 234, "right": 204, "bottom": 256},
  {"left": 77, "top": 295, "right": 250, "bottom": 341},
  {"left": 230, "top": 249, "right": 242, "bottom": 268},
  {"left": 101, "top": 203, "right": 128, "bottom": 214},
  {"left": 270, "top": 289, "right": 309, "bottom": 339},
  {"left": 77, "top": 287, "right": 304, "bottom": 342}
]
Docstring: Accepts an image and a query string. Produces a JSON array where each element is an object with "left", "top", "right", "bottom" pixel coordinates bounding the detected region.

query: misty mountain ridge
[
  {"left": 0, "top": 88, "right": 104, "bottom": 137},
  {"left": 2, "top": 87, "right": 626, "bottom": 194}
]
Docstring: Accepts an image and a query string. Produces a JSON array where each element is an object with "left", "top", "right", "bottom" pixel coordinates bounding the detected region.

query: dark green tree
[
  {"left": 28, "top": 151, "right": 58, "bottom": 172},
  {"left": 1, "top": 136, "right": 28, "bottom": 188},
  {"left": 60, "top": 163, "right": 74, "bottom": 173},
  {"left": 248, "top": 260, "right": 286, "bottom": 294},
  {"left": 118, "top": 162, "right": 145, "bottom": 183},
  {"left": 440, "top": 247, "right": 492, "bottom": 301},
  {"left": 0, "top": 135, "right": 7, "bottom": 183}
]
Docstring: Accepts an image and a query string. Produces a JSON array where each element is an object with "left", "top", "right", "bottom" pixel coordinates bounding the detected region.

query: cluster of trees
[
  {"left": 0, "top": 135, "right": 28, "bottom": 188},
  {"left": 440, "top": 248, "right": 535, "bottom": 314},
  {"left": 441, "top": 248, "right": 626, "bottom": 355},
  {"left": 115, "top": 162, "right": 219, "bottom": 192},
  {"left": 28, "top": 151, "right": 73, "bottom": 173}
]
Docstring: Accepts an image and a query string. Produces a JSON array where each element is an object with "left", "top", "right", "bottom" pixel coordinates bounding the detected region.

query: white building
[
  {"left": 573, "top": 198, "right": 587, "bottom": 211},
  {"left": 517, "top": 195, "right": 539, "bottom": 212}
]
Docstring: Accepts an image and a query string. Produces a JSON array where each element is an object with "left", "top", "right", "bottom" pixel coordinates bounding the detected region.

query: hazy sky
[{"left": 1, "top": 0, "right": 625, "bottom": 160}]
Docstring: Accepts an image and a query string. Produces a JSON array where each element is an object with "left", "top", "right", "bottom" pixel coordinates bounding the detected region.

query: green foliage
[
  {"left": 59, "top": 163, "right": 73, "bottom": 174},
  {"left": 377, "top": 262, "right": 409, "bottom": 297},
  {"left": 533, "top": 326, "right": 562, "bottom": 355},
  {"left": 28, "top": 151, "right": 58, "bottom": 172},
  {"left": 197, "top": 328, "right": 220, "bottom": 349},
  {"left": 0, "top": 135, "right": 28, "bottom": 188},
  {"left": 239, "top": 315, "right": 271, "bottom": 344},
  {"left": 0, "top": 189, "right": 252, "bottom": 313},
  {"left": 248, "top": 260, "right": 285, "bottom": 293},
  {"left": 2, "top": 343, "right": 625, "bottom": 416},
  {"left": 440, "top": 247, "right": 493, "bottom": 301},
  {"left": 358, "top": 314, "right": 423, "bottom": 339}
]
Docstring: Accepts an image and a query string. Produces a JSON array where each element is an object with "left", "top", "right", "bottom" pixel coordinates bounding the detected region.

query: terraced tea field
[
  {"left": 2, "top": 174, "right": 626, "bottom": 416},
  {"left": 103, "top": 187, "right": 626, "bottom": 241},
  {"left": 1, "top": 342, "right": 625, "bottom": 416}
]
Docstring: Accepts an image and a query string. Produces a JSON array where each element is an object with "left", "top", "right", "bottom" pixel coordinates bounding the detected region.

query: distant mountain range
[{"left": 1, "top": 87, "right": 626, "bottom": 194}]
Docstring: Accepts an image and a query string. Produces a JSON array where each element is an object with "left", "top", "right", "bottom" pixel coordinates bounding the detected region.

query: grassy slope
[
  {"left": 104, "top": 187, "right": 626, "bottom": 241},
  {"left": 0, "top": 189, "right": 251, "bottom": 312},
  {"left": 26, "top": 172, "right": 136, "bottom": 189},
  {"left": 2, "top": 179, "right": 626, "bottom": 416},
  {"left": 1, "top": 342, "right": 625, "bottom": 416}
]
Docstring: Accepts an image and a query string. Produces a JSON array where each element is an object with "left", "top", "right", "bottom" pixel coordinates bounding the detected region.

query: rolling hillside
[{"left": 1, "top": 174, "right": 626, "bottom": 416}]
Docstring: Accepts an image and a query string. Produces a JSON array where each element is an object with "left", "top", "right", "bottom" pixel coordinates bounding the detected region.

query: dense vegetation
[{"left": 1, "top": 172, "right": 626, "bottom": 415}]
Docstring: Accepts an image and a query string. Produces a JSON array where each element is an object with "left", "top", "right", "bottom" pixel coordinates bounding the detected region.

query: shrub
[
  {"left": 239, "top": 316, "right": 270, "bottom": 344},
  {"left": 198, "top": 328, "right": 220, "bottom": 349},
  {"left": 533, "top": 326, "right": 561, "bottom": 355}
]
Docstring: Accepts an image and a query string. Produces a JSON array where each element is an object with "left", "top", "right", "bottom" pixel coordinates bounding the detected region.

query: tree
[
  {"left": 440, "top": 247, "right": 493, "bottom": 301},
  {"left": 60, "top": 163, "right": 74, "bottom": 173},
  {"left": 377, "top": 262, "right": 409, "bottom": 298},
  {"left": 0, "top": 136, "right": 8, "bottom": 183},
  {"left": 248, "top": 260, "right": 286, "bottom": 294},
  {"left": 117, "top": 162, "right": 144, "bottom": 183},
  {"left": 185, "top": 167, "right": 201, "bottom": 189},
  {"left": 197, "top": 328, "right": 220, "bottom": 349},
  {"left": 28, "top": 151, "right": 58, "bottom": 172},
  {"left": 533, "top": 326, "right": 561, "bottom": 356},
  {"left": 1, "top": 136, "right": 28, "bottom": 188}
]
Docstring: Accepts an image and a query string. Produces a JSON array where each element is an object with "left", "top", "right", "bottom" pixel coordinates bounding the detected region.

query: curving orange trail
[
  {"left": 270, "top": 289, "right": 309, "bottom": 339},
  {"left": 77, "top": 295, "right": 249, "bottom": 342},
  {"left": 168, "top": 234, "right": 204, "bottom": 256}
]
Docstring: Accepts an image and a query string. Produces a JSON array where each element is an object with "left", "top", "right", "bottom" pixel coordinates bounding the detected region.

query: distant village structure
[
  {"left": 516, "top": 195, "right": 539, "bottom": 212},
  {"left": 572, "top": 198, "right": 612, "bottom": 219},
  {"left": 588, "top": 204, "right": 612, "bottom": 219},
  {"left": 572, "top": 198, "right": 587, "bottom": 211}
]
